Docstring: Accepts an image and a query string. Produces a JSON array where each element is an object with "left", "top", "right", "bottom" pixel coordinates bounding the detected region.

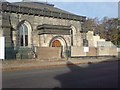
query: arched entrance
[
  {"left": 52, "top": 40, "right": 62, "bottom": 47},
  {"left": 49, "top": 36, "right": 67, "bottom": 58}
]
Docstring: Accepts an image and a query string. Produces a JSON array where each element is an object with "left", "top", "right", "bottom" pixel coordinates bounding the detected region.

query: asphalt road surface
[{"left": 2, "top": 60, "right": 118, "bottom": 88}]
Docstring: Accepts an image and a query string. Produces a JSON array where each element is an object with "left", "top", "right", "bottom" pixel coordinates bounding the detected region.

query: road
[{"left": 2, "top": 60, "right": 118, "bottom": 88}]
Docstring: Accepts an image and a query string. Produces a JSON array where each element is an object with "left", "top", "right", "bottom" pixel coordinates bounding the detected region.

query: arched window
[{"left": 19, "top": 24, "right": 28, "bottom": 47}]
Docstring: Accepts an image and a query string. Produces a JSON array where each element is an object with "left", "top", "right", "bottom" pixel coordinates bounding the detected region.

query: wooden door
[{"left": 52, "top": 40, "right": 61, "bottom": 47}]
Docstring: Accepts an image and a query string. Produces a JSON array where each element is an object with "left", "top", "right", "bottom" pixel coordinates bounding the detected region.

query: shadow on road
[{"left": 54, "top": 59, "right": 118, "bottom": 88}]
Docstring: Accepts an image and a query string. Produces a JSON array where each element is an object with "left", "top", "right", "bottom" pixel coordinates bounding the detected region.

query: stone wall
[
  {"left": 98, "top": 47, "right": 118, "bottom": 56},
  {"left": 87, "top": 47, "right": 97, "bottom": 56},
  {"left": 109, "top": 47, "right": 118, "bottom": 56},
  {"left": 71, "top": 46, "right": 86, "bottom": 57},
  {"left": 97, "top": 41, "right": 118, "bottom": 56},
  {"left": 9, "top": 13, "right": 82, "bottom": 48},
  {"left": 0, "top": 12, "right": 2, "bottom": 37},
  {"left": 86, "top": 31, "right": 94, "bottom": 47},
  {"left": 2, "top": 7, "right": 118, "bottom": 59},
  {"left": 1, "top": 13, "right": 16, "bottom": 59},
  {"left": 37, "top": 47, "right": 61, "bottom": 60},
  {"left": 3, "top": 12, "right": 83, "bottom": 57},
  {"left": 1, "top": 12, "right": 84, "bottom": 59},
  {"left": 86, "top": 31, "right": 118, "bottom": 57},
  {"left": 39, "top": 34, "right": 71, "bottom": 47}
]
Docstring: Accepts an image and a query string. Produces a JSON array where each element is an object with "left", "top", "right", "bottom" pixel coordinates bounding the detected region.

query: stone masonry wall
[
  {"left": 0, "top": 13, "right": 3, "bottom": 37},
  {"left": 37, "top": 47, "right": 61, "bottom": 60},
  {"left": 1, "top": 12, "right": 83, "bottom": 59},
  {"left": 9, "top": 13, "right": 83, "bottom": 47}
]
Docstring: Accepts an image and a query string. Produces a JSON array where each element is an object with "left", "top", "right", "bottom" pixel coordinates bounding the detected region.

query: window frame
[{"left": 18, "top": 23, "right": 28, "bottom": 47}]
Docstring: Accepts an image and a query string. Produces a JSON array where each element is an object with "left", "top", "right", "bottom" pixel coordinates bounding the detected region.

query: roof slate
[
  {"left": 0, "top": 1, "right": 86, "bottom": 21},
  {"left": 13, "top": 2, "right": 79, "bottom": 16}
]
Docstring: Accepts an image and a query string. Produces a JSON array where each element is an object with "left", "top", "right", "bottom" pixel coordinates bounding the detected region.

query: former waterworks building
[{"left": 0, "top": 1, "right": 118, "bottom": 60}]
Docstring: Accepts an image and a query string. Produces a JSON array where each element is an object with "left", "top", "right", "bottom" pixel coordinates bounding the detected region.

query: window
[{"left": 19, "top": 24, "right": 28, "bottom": 47}]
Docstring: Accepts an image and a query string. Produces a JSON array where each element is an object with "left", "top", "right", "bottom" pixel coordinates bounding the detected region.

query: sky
[{"left": 3, "top": 0, "right": 119, "bottom": 20}]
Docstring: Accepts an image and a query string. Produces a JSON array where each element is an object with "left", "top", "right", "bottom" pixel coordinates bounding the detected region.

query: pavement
[{"left": 1, "top": 57, "right": 119, "bottom": 71}]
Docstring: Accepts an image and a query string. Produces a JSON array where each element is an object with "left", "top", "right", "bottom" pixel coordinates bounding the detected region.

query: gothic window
[{"left": 19, "top": 24, "right": 28, "bottom": 47}]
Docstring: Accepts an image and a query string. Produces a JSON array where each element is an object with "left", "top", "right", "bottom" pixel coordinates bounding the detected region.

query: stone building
[
  {"left": 0, "top": 1, "right": 86, "bottom": 59},
  {"left": 0, "top": 1, "right": 118, "bottom": 60}
]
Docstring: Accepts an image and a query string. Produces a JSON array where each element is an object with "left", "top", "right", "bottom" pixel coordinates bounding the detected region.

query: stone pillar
[
  {"left": 0, "top": 12, "right": 3, "bottom": 37},
  {"left": 3, "top": 27, "right": 15, "bottom": 59},
  {"left": 2, "top": 13, "right": 16, "bottom": 59}
]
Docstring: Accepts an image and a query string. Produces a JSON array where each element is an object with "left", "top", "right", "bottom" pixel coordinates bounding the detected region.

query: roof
[
  {"left": 13, "top": 2, "right": 75, "bottom": 15},
  {"left": 0, "top": 2, "right": 86, "bottom": 21},
  {"left": 0, "top": 0, "right": 7, "bottom": 2}
]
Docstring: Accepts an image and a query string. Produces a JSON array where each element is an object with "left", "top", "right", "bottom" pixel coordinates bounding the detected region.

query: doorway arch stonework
[{"left": 49, "top": 36, "right": 67, "bottom": 57}]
